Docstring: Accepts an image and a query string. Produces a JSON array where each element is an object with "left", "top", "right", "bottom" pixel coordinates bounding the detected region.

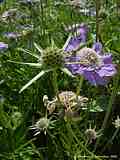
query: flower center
[{"left": 76, "top": 47, "right": 102, "bottom": 67}]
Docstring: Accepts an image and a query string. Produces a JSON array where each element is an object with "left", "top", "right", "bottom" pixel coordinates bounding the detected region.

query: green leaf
[
  {"left": 62, "top": 34, "right": 72, "bottom": 51},
  {"left": 8, "top": 60, "right": 42, "bottom": 68},
  {"left": 19, "top": 70, "right": 46, "bottom": 93},
  {"left": 34, "top": 42, "right": 43, "bottom": 55},
  {"left": 61, "top": 67, "right": 75, "bottom": 77},
  {"left": 18, "top": 48, "right": 40, "bottom": 59}
]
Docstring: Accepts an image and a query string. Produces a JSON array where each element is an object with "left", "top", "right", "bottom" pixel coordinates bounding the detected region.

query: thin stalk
[
  {"left": 52, "top": 69, "right": 60, "bottom": 101},
  {"left": 66, "top": 122, "right": 102, "bottom": 160},
  {"left": 102, "top": 127, "right": 120, "bottom": 152},
  {"left": 76, "top": 76, "right": 84, "bottom": 96},
  {"left": 96, "top": 0, "right": 100, "bottom": 42},
  {"left": 94, "top": 75, "right": 119, "bottom": 151},
  {"left": 102, "top": 77, "right": 119, "bottom": 130}
]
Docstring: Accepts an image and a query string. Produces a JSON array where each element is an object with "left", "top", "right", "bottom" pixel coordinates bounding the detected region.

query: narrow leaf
[
  {"left": 18, "top": 48, "right": 40, "bottom": 59},
  {"left": 34, "top": 42, "right": 43, "bottom": 55},
  {"left": 8, "top": 60, "right": 42, "bottom": 68},
  {"left": 62, "top": 34, "right": 72, "bottom": 51},
  {"left": 19, "top": 70, "right": 45, "bottom": 93}
]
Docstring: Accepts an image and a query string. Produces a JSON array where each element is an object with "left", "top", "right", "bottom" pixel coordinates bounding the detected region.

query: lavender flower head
[
  {"left": 63, "top": 23, "right": 88, "bottom": 52},
  {"left": 0, "top": 42, "right": 8, "bottom": 51},
  {"left": 4, "top": 32, "right": 21, "bottom": 39},
  {"left": 65, "top": 42, "right": 117, "bottom": 86}
]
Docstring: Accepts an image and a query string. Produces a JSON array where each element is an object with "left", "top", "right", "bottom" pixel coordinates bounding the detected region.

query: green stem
[
  {"left": 96, "top": 0, "right": 100, "bottom": 41},
  {"left": 102, "top": 127, "right": 120, "bottom": 152},
  {"left": 94, "top": 75, "right": 119, "bottom": 151},
  {"left": 102, "top": 77, "right": 119, "bottom": 130},
  {"left": 66, "top": 122, "right": 102, "bottom": 160},
  {"left": 76, "top": 76, "right": 84, "bottom": 96},
  {"left": 52, "top": 69, "right": 60, "bottom": 100}
]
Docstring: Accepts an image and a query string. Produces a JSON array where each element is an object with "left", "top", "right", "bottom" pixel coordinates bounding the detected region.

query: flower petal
[
  {"left": 64, "top": 36, "right": 83, "bottom": 52},
  {"left": 97, "top": 64, "right": 117, "bottom": 77},
  {"left": 102, "top": 54, "right": 112, "bottom": 64},
  {"left": 92, "top": 42, "right": 103, "bottom": 54},
  {"left": 83, "top": 70, "right": 107, "bottom": 85}
]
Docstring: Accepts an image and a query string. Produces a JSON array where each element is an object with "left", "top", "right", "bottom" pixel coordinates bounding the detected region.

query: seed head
[
  {"left": 41, "top": 47, "right": 64, "bottom": 69},
  {"left": 113, "top": 116, "right": 120, "bottom": 128}
]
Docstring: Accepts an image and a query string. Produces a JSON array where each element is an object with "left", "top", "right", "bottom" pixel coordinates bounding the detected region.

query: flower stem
[
  {"left": 102, "top": 127, "right": 120, "bottom": 152},
  {"left": 96, "top": 0, "right": 100, "bottom": 41},
  {"left": 76, "top": 76, "right": 84, "bottom": 96},
  {"left": 52, "top": 69, "right": 60, "bottom": 100},
  {"left": 94, "top": 75, "right": 119, "bottom": 151}
]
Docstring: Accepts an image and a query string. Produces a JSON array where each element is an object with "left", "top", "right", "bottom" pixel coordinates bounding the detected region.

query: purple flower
[
  {"left": 0, "top": 42, "right": 8, "bottom": 51},
  {"left": 4, "top": 32, "right": 21, "bottom": 39},
  {"left": 63, "top": 23, "right": 88, "bottom": 52},
  {"left": 92, "top": 42, "right": 103, "bottom": 55},
  {"left": 65, "top": 43, "right": 117, "bottom": 86}
]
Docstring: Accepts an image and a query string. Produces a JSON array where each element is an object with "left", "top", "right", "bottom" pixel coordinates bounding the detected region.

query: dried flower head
[
  {"left": 113, "top": 116, "right": 120, "bottom": 128},
  {"left": 85, "top": 125, "right": 101, "bottom": 143},
  {"left": 58, "top": 91, "right": 88, "bottom": 109},
  {"left": 43, "top": 95, "right": 57, "bottom": 114},
  {"left": 43, "top": 95, "right": 49, "bottom": 107}
]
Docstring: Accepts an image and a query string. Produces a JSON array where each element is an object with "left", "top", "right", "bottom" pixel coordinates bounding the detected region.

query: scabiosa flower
[
  {"left": 63, "top": 23, "right": 88, "bottom": 52},
  {"left": 65, "top": 42, "right": 117, "bottom": 86},
  {"left": 0, "top": 42, "right": 8, "bottom": 51},
  {"left": 4, "top": 32, "right": 21, "bottom": 40}
]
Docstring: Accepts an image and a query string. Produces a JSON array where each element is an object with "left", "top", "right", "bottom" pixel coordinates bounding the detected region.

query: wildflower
[
  {"left": 4, "top": 32, "right": 21, "bottom": 40},
  {"left": 58, "top": 91, "right": 88, "bottom": 108},
  {"left": 30, "top": 117, "right": 55, "bottom": 135},
  {"left": 63, "top": 23, "right": 88, "bottom": 52},
  {"left": 65, "top": 43, "right": 117, "bottom": 85},
  {"left": 112, "top": 116, "right": 120, "bottom": 128},
  {"left": 2, "top": 8, "right": 17, "bottom": 22},
  {"left": 0, "top": 42, "right": 8, "bottom": 51},
  {"left": 9, "top": 43, "right": 74, "bottom": 93},
  {"left": 43, "top": 95, "right": 49, "bottom": 107},
  {"left": 43, "top": 95, "right": 57, "bottom": 114}
]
